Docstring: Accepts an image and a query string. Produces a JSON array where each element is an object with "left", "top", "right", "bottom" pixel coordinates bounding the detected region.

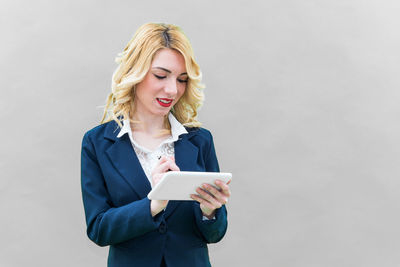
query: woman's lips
[{"left": 156, "top": 98, "right": 173, "bottom": 107}]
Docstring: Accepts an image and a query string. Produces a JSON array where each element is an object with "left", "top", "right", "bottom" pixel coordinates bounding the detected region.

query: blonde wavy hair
[{"left": 100, "top": 22, "right": 205, "bottom": 131}]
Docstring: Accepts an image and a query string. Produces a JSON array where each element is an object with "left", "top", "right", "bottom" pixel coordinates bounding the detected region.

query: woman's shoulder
[
  {"left": 185, "top": 126, "right": 212, "bottom": 137},
  {"left": 184, "top": 126, "right": 215, "bottom": 144},
  {"left": 82, "top": 119, "right": 120, "bottom": 142}
]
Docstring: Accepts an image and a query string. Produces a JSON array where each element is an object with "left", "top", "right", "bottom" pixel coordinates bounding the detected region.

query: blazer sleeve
[
  {"left": 81, "top": 132, "right": 164, "bottom": 247},
  {"left": 193, "top": 130, "right": 228, "bottom": 243}
]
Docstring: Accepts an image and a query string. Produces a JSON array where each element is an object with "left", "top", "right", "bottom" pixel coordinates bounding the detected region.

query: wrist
[
  {"left": 150, "top": 200, "right": 168, "bottom": 217},
  {"left": 202, "top": 209, "right": 216, "bottom": 220}
]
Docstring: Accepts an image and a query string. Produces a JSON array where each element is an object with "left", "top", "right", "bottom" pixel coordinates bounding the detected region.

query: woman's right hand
[{"left": 150, "top": 156, "right": 180, "bottom": 217}]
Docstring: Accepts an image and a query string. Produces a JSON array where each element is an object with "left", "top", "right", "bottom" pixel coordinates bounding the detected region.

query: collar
[{"left": 116, "top": 113, "right": 188, "bottom": 151}]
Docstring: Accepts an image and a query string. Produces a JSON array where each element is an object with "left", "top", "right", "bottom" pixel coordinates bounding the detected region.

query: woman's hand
[
  {"left": 190, "top": 179, "right": 231, "bottom": 219},
  {"left": 150, "top": 156, "right": 180, "bottom": 217}
]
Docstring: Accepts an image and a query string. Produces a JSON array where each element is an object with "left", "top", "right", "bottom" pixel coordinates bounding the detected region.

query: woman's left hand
[{"left": 190, "top": 179, "right": 231, "bottom": 219}]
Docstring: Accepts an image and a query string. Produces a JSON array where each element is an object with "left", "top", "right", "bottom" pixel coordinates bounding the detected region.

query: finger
[
  {"left": 151, "top": 163, "right": 169, "bottom": 177},
  {"left": 168, "top": 161, "right": 180, "bottom": 171},
  {"left": 152, "top": 157, "right": 169, "bottom": 172},
  {"left": 190, "top": 194, "right": 202, "bottom": 202},
  {"left": 166, "top": 156, "right": 179, "bottom": 170},
  {"left": 190, "top": 194, "right": 208, "bottom": 205},
  {"left": 162, "top": 160, "right": 179, "bottom": 172},
  {"left": 152, "top": 160, "right": 174, "bottom": 175},
  {"left": 215, "top": 180, "right": 231, "bottom": 197},
  {"left": 202, "top": 184, "right": 227, "bottom": 204},
  {"left": 195, "top": 187, "right": 222, "bottom": 209},
  {"left": 158, "top": 156, "right": 169, "bottom": 164},
  {"left": 202, "top": 183, "right": 228, "bottom": 204},
  {"left": 152, "top": 160, "right": 180, "bottom": 179},
  {"left": 190, "top": 194, "right": 215, "bottom": 211},
  {"left": 159, "top": 156, "right": 179, "bottom": 171}
]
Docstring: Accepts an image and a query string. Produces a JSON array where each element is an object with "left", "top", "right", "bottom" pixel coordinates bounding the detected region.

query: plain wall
[{"left": 1, "top": 0, "right": 400, "bottom": 266}]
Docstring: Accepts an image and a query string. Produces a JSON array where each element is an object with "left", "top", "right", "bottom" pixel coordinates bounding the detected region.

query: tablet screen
[{"left": 147, "top": 171, "right": 232, "bottom": 200}]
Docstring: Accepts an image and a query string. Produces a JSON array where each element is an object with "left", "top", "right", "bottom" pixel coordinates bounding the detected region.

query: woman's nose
[{"left": 164, "top": 79, "right": 178, "bottom": 96}]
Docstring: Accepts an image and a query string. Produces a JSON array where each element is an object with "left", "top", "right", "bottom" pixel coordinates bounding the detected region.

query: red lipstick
[{"left": 157, "top": 98, "right": 173, "bottom": 107}]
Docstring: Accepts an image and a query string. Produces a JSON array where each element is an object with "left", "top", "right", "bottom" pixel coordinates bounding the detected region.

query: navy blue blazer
[{"left": 81, "top": 119, "right": 228, "bottom": 267}]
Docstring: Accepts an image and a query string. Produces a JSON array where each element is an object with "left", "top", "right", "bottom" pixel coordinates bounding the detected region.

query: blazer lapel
[
  {"left": 165, "top": 133, "right": 199, "bottom": 218},
  {"left": 103, "top": 120, "right": 200, "bottom": 217},
  {"left": 104, "top": 121, "right": 151, "bottom": 199}
]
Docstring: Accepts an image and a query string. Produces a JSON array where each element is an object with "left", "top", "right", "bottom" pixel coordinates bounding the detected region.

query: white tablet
[{"left": 147, "top": 171, "right": 232, "bottom": 200}]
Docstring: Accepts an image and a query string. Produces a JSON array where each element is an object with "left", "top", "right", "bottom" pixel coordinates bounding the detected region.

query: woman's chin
[{"left": 152, "top": 108, "right": 171, "bottom": 117}]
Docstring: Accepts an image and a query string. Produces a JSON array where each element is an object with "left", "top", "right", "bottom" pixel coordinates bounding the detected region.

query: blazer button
[{"left": 158, "top": 222, "right": 167, "bottom": 234}]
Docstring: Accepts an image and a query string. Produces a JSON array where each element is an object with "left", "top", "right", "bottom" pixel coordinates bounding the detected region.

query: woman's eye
[
  {"left": 178, "top": 79, "right": 188, "bottom": 83},
  {"left": 154, "top": 74, "right": 166, "bottom": 79}
]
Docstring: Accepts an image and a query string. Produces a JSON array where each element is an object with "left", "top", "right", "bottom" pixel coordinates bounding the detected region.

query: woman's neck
[{"left": 130, "top": 111, "right": 168, "bottom": 136}]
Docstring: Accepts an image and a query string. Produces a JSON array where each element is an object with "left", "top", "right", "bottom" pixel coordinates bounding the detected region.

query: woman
[{"left": 81, "top": 22, "right": 231, "bottom": 267}]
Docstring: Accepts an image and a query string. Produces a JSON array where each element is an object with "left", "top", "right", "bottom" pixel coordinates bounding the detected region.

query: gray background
[{"left": 1, "top": 0, "right": 399, "bottom": 266}]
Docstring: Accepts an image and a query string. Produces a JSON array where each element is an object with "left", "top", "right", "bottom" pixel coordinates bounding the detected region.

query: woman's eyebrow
[{"left": 152, "top": 66, "right": 187, "bottom": 76}]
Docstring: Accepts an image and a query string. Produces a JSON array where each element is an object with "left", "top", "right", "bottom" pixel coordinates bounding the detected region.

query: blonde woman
[{"left": 81, "top": 23, "right": 231, "bottom": 267}]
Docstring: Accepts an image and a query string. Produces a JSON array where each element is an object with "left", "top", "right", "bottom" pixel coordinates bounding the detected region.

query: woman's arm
[
  {"left": 81, "top": 133, "right": 164, "bottom": 247},
  {"left": 191, "top": 130, "right": 229, "bottom": 243}
]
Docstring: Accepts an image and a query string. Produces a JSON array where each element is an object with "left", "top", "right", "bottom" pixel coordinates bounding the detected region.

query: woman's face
[{"left": 134, "top": 48, "right": 188, "bottom": 118}]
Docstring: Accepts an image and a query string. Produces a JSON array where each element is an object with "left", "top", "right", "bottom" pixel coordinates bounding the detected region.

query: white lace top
[{"left": 116, "top": 113, "right": 188, "bottom": 187}]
